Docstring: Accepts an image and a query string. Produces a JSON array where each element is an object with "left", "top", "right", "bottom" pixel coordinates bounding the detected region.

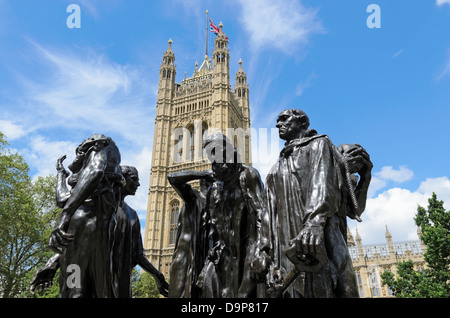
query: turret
[
  {"left": 347, "top": 226, "right": 356, "bottom": 246},
  {"left": 356, "top": 228, "right": 364, "bottom": 258},
  {"left": 385, "top": 224, "right": 395, "bottom": 256},
  {"left": 212, "top": 22, "right": 230, "bottom": 87},
  {"left": 234, "top": 59, "right": 249, "bottom": 119},
  {"left": 157, "top": 39, "right": 176, "bottom": 114}
]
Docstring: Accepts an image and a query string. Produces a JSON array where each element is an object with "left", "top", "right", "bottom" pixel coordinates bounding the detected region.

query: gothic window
[
  {"left": 369, "top": 271, "right": 380, "bottom": 297},
  {"left": 356, "top": 272, "right": 364, "bottom": 297},
  {"left": 202, "top": 122, "right": 208, "bottom": 159},
  {"left": 169, "top": 201, "right": 179, "bottom": 245},
  {"left": 238, "top": 88, "right": 241, "bottom": 97},
  {"left": 187, "top": 125, "right": 194, "bottom": 161},
  {"left": 175, "top": 133, "right": 183, "bottom": 163}
]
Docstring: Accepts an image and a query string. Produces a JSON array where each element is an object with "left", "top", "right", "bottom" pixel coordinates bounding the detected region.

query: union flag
[{"left": 209, "top": 18, "right": 228, "bottom": 40}]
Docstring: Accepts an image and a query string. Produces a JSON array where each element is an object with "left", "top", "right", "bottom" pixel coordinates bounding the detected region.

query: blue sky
[{"left": 0, "top": 0, "right": 449, "bottom": 245}]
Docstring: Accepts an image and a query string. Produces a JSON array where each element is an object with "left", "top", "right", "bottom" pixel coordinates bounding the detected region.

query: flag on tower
[{"left": 209, "top": 17, "right": 229, "bottom": 40}]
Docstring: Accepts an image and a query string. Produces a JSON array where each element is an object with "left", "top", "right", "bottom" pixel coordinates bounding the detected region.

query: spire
[
  {"left": 214, "top": 21, "right": 229, "bottom": 44},
  {"left": 347, "top": 226, "right": 355, "bottom": 246},
  {"left": 355, "top": 228, "right": 362, "bottom": 242},
  {"left": 355, "top": 228, "right": 364, "bottom": 257},
  {"left": 385, "top": 223, "right": 392, "bottom": 239},
  {"left": 238, "top": 59, "right": 244, "bottom": 72},
  {"left": 235, "top": 59, "right": 248, "bottom": 99},
  {"left": 165, "top": 38, "right": 174, "bottom": 56},
  {"left": 385, "top": 223, "right": 395, "bottom": 255},
  {"left": 159, "top": 38, "right": 176, "bottom": 100}
]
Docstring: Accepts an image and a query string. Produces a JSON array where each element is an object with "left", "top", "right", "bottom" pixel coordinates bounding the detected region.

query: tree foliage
[
  {"left": 131, "top": 268, "right": 162, "bottom": 298},
  {"left": 381, "top": 193, "right": 450, "bottom": 298},
  {"left": 0, "top": 132, "right": 60, "bottom": 298}
]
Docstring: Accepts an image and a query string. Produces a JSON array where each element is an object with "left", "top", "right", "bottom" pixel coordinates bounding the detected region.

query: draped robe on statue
[
  {"left": 169, "top": 186, "right": 209, "bottom": 298},
  {"left": 199, "top": 165, "right": 264, "bottom": 298},
  {"left": 260, "top": 133, "right": 359, "bottom": 298}
]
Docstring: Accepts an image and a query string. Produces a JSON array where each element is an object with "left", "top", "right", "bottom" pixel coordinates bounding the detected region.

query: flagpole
[{"left": 205, "top": 9, "right": 209, "bottom": 58}]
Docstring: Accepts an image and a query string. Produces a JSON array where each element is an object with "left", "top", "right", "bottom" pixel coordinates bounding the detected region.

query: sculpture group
[{"left": 30, "top": 109, "right": 372, "bottom": 298}]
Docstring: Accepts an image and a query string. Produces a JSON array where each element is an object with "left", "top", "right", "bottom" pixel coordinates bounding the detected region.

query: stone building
[
  {"left": 143, "top": 23, "right": 252, "bottom": 277},
  {"left": 348, "top": 226, "right": 426, "bottom": 298}
]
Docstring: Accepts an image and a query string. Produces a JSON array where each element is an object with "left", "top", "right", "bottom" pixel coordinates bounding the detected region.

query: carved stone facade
[
  {"left": 347, "top": 226, "right": 426, "bottom": 298},
  {"left": 143, "top": 24, "right": 251, "bottom": 277}
]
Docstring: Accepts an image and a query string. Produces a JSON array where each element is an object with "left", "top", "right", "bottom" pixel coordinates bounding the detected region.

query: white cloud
[
  {"left": 418, "top": 176, "right": 450, "bottom": 205},
  {"left": 5, "top": 40, "right": 158, "bottom": 215},
  {"left": 18, "top": 41, "right": 156, "bottom": 142},
  {"left": 367, "top": 176, "right": 387, "bottom": 198},
  {"left": 375, "top": 165, "right": 414, "bottom": 183},
  {"left": 0, "top": 120, "right": 26, "bottom": 140},
  {"left": 21, "top": 135, "right": 77, "bottom": 179},
  {"left": 236, "top": 0, "right": 324, "bottom": 54},
  {"left": 367, "top": 165, "right": 414, "bottom": 197},
  {"left": 349, "top": 176, "right": 450, "bottom": 245},
  {"left": 436, "top": 0, "right": 450, "bottom": 6}
]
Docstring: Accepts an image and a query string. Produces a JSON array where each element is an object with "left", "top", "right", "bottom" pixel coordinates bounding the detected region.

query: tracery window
[{"left": 169, "top": 201, "right": 179, "bottom": 245}]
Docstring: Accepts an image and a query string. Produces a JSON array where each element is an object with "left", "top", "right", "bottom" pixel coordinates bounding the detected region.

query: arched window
[
  {"left": 174, "top": 133, "right": 183, "bottom": 163},
  {"left": 169, "top": 201, "right": 179, "bottom": 245},
  {"left": 356, "top": 271, "right": 364, "bottom": 297},
  {"left": 202, "top": 122, "right": 209, "bottom": 160},
  {"left": 369, "top": 271, "right": 380, "bottom": 297},
  {"left": 185, "top": 125, "right": 194, "bottom": 161}
]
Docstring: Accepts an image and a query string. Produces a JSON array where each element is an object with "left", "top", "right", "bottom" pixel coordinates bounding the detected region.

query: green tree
[
  {"left": 381, "top": 193, "right": 450, "bottom": 298},
  {"left": 131, "top": 268, "right": 161, "bottom": 298},
  {"left": 0, "top": 132, "right": 60, "bottom": 298}
]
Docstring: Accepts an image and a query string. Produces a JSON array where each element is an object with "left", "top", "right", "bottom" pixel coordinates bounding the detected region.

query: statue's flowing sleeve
[{"left": 301, "top": 137, "right": 343, "bottom": 229}]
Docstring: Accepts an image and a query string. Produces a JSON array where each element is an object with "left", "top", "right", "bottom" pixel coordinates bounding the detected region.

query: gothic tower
[{"left": 143, "top": 24, "right": 252, "bottom": 276}]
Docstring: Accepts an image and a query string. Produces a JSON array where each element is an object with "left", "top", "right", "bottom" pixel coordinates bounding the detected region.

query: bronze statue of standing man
[{"left": 254, "top": 109, "right": 372, "bottom": 298}]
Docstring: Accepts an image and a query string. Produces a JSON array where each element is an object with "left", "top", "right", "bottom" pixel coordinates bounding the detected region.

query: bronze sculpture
[
  {"left": 48, "top": 134, "right": 123, "bottom": 297},
  {"left": 31, "top": 106, "right": 371, "bottom": 299},
  {"left": 253, "top": 109, "right": 372, "bottom": 298},
  {"left": 168, "top": 132, "right": 265, "bottom": 298},
  {"left": 111, "top": 165, "right": 168, "bottom": 297},
  {"left": 167, "top": 169, "right": 214, "bottom": 298},
  {"left": 31, "top": 135, "right": 167, "bottom": 297}
]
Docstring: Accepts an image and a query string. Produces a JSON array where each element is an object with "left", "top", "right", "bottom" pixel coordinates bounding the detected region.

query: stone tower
[{"left": 143, "top": 24, "right": 252, "bottom": 276}]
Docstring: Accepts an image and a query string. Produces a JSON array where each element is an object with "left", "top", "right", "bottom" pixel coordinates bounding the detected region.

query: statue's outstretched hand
[{"left": 30, "top": 264, "right": 57, "bottom": 295}]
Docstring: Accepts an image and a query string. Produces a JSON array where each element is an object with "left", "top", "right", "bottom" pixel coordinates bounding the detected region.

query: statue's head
[
  {"left": 120, "top": 165, "right": 140, "bottom": 197},
  {"left": 68, "top": 134, "right": 112, "bottom": 173},
  {"left": 276, "top": 109, "right": 310, "bottom": 141},
  {"left": 203, "top": 132, "right": 242, "bottom": 181}
]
